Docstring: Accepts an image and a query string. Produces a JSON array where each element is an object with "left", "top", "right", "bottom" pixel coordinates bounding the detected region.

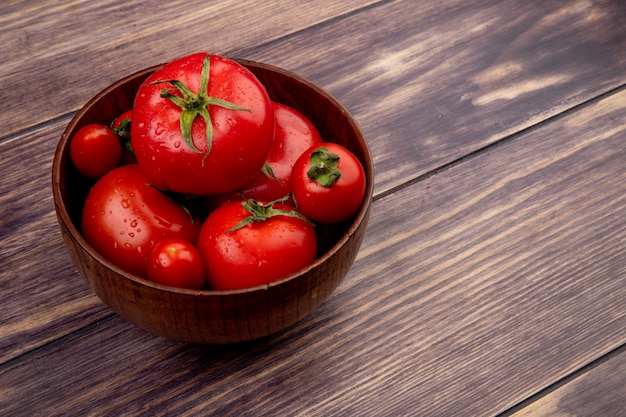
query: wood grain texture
[
  {"left": 246, "top": 0, "right": 626, "bottom": 194},
  {"left": 510, "top": 345, "right": 626, "bottom": 416},
  {"left": 2, "top": 75, "right": 625, "bottom": 417},
  {"left": 0, "top": 121, "right": 110, "bottom": 364},
  {"left": 2, "top": 0, "right": 626, "bottom": 415},
  {"left": 0, "top": 0, "right": 380, "bottom": 138},
  {"left": 2, "top": 0, "right": 626, "bottom": 196}
]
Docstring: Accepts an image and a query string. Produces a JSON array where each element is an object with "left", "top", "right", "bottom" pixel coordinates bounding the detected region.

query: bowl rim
[{"left": 52, "top": 57, "right": 374, "bottom": 297}]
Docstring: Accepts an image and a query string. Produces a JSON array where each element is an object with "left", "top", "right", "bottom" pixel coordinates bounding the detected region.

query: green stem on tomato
[
  {"left": 306, "top": 146, "right": 342, "bottom": 188},
  {"left": 227, "top": 194, "right": 314, "bottom": 232},
  {"left": 150, "top": 53, "right": 252, "bottom": 162},
  {"left": 261, "top": 161, "right": 282, "bottom": 186}
]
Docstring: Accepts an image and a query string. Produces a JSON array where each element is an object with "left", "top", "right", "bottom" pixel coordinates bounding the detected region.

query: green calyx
[
  {"left": 306, "top": 146, "right": 342, "bottom": 187},
  {"left": 227, "top": 194, "right": 314, "bottom": 232},
  {"left": 261, "top": 161, "right": 282, "bottom": 186},
  {"left": 150, "top": 54, "right": 252, "bottom": 161}
]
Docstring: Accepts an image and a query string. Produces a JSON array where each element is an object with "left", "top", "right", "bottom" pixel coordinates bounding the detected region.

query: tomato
[
  {"left": 111, "top": 109, "right": 133, "bottom": 140},
  {"left": 291, "top": 143, "right": 366, "bottom": 224},
  {"left": 202, "top": 102, "right": 323, "bottom": 210},
  {"left": 237, "top": 102, "right": 323, "bottom": 201},
  {"left": 81, "top": 164, "right": 201, "bottom": 277},
  {"left": 70, "top": 124, "right": 122, "bottom": 178},
  {"left": 131, "top": 53, "right": 274, "bottom": 195},
  {"left": 111, "top": 109, "right": 136, "bottom": 164},
  {"left": 147, "top": 238, "right": 206, "bottom": 289},
  {"left": 197, "top": 198, "right": 317, "bottom": 290}
]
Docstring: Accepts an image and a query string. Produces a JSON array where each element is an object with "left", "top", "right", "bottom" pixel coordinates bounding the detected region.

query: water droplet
[
  {"left": 124, "top": 243, "right": 132, "bottom": 249},
  {"left": 121, "top": 199, "right": 131, "bottom": 209},
  {"left": 128, "top": 232, "right": 135, "bottom": 238},
  {"left": 130, "top": 220, "right": 138, "bottom": 228},
  {"left": 174, "top": 141, "right": 181, "bottom": 149},
  {"left": 155, "top": 123, "right": 165, "bottom": 135}
]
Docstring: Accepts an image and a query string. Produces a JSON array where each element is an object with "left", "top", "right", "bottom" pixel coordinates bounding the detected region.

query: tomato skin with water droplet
[
  {"left": 131, "top": 53, "right": 274, "bottom": 195},
  {"left": 70, "top": 124, "right": 122, "bottom": 178},
  {"left": 81, "top": 165, "right": 201, "bottom": 277},
  {"left": 234, "top": 102, "right": 323, "bottom": 202},
  {"left": 147, "top": 238, "right": 206, "bottom": 289},
  {"left": 197, "top": 201, "right": 317, "bottom": 290}
]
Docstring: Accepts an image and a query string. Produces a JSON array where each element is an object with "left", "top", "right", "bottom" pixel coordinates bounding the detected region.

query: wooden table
[{"left": 2, "top": 1, "right": 626, "bottom": 415}]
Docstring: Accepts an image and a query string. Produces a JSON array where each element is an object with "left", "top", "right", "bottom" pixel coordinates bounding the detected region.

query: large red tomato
[
  {"left": 197, "top": 199, "right": 317, "bottom": 290},
  {"left": 81, "top": 164, "right": 202, "bottom": 277},
  {"left": 131, "top": 53, "right": 274, "bottom": 195}
]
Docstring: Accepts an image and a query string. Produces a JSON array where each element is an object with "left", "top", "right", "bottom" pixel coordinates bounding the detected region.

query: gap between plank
[
  {"left": 373, "top": 82, "right": 626, "bottom": 203},
  {"left": 495, "top": 341, "right": 626, "bottom": 417},
  {"left": 234, "top": 0, "right": 396, "bottom": 58},
  {"left": 0, "top": 314, "right": 116, "bottom": 369},
  {"left": 0, "top": 0, "right": 394, "bottom": 146}
]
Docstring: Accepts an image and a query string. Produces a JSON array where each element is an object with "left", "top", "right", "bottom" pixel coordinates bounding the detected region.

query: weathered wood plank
[
  {"left": 0, "top": 0, "right": 381, "bottom": 137},
  {"left": 2, "top": 75, "right": 625, "bottom": 417},
  {"left": 247, "top": 0, "right": 626, "bottom": 194},
  {"left": 3, "top": 0, "right": 626, "bottom": 196},
  {"left": 0, "top": 119, "right": 111, "bottom": 364},
  {"left": 510, "top": 345, "right": 626, "bottom": 417}
]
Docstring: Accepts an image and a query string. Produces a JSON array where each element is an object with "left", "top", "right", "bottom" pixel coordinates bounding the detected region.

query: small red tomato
[
  {"left": 147, "top": 238, "right": 206, "bottom": 290},
  {"left": 70, "top": 124, "right": 122, "bottom": 178},
  {"left": 111, "top": 109, "right": 136, "bottom": 164},
  {"left": 197, "top": 199, "right": 317, "bottom": 290},
  {"left": 291, "top": 143, "right": 366, "bottom": 224},
  {"left": 81, "top": 164, "right": 201, "bottom": 277},
  {"left": 111, "top": 109, "right": 133, "bottom": 137}
]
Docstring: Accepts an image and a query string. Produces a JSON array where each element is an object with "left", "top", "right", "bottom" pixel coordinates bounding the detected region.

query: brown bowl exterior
[{"left": 52, "top": 59, "right": 373, "bottom": 344}]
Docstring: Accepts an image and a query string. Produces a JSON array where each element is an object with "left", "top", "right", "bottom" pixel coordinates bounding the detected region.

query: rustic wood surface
[
  {"left": 509, "top": 344, "right": 626, "bottom": 416},
  {"left": 1, "top": 0, "right": 625, "bottom": 415}
]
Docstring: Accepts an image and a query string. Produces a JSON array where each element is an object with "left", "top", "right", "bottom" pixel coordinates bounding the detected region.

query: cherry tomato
[
  {"left": 111, "top": 109, "right": 136, "bottom": 164},
  {"left": 197, "top": 199, "right": 317, "bottom": 290},
  {"left": 147, "top": 238, "right": 206, "bottom": 290},
  {"left": 131, "top": 53, "right": 274, "bottom": 195},
  {"left": 81, "top": 164, "right": 201, "bottom": 277},
  {"left": 70, "top": 124, "right": 122, "bottom": 178},
  {"left": 111, "top": 109, "right": 133, "bottom": 139},
  {"left": 238, "top": 102, "right": 323, "bottom": 201},
  {"left": 291, "top": 143, "right": 366, "bottom": 224}
]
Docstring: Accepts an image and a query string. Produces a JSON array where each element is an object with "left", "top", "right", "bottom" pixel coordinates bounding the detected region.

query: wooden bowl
[{"left": 51, "top": 58, "right": 373, "bottom": 344}]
